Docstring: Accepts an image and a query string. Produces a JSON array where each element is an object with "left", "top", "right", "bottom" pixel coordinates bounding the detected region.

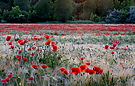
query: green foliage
[
  {"left": 54, "top": 0, "right": 74, "bottom": 22},
  {"left": 0, "top": 14, "right": 2, "bottom": 22},
  {"left": 2, "top": 10, "right": 10, "bottom": 20},
  {"left": 33, "top": 0, "right": 53, "bottom": 22},
  {"left": 113, "top": 0, "right": 121, "bottom": 9},
  {"left": 0, "top": 9, "right": 2, "bottom": 21},
  {"left": 9, "top": 6, "right": 21, "bottom": 17},
  {"left": 14, "top": 0, "right": 30, "bottom": 11},
  {"left": 122, "top": 0, "right": 135, "bottom": 9},
  {"left": 83, "top": 0, "right": 113, "bottom": 18},
  {"left": 2, "top": 6, "right": 29, "bottom": 22},
  {"left": 120, "top": 9, "right": 130, "bottom": 22},
  {"left": 113, "top": 0, "right": 135, "bottom": 10},
  {"left": 90, "top": 13, "right": 102, "bottom": 22},
  {"left": 39, "top": 51, "right": 67, "bottom": 69},
  {"left": 84, "top": 71, "right": 130, "bottom": 86},
  {"left": 28, "top": 10, "right": 38, "bottom": 22},
  {"left": 0, "top": 1, "right": 11, "bottom": 11}
]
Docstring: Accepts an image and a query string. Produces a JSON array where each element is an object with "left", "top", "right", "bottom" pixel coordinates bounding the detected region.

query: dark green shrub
[
  {"left": 2, "top": 6, "right": 29, "bottom": 23},
  {"left": 34, "top": 0, "right": 53, "bottom": 22},
  {"left": 54, "top": 0, "right": 74, "bottom": 22},
  {"left": 90, "top": 13, "right": 102, "bottom": 22},
  {"left": 2, "top": 10, "right": 10, "bottom": 21},
  {"left": 0, "top": 9, "right": 2, "bottom": 22},
  {"left": 28, "top": 10, "right": 38, "bottom": 22}
]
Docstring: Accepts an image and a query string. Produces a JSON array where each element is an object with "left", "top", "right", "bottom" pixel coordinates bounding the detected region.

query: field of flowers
[{"left": 0, "top": 24, "right": 135, "bottom": 86}]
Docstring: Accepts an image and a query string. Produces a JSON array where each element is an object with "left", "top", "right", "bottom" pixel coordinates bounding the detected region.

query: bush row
[{"left": 0, "top": 0, "right": 135, "bottom": 23}]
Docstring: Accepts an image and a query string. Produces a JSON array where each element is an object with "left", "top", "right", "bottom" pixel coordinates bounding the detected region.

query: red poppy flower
[
  {"left": 18, "top": 35, "right": 22, "bottom": 37},
  {"left": 41, "top": 64, "right": 48, "bottom": 69},
  {"left": 93, "top": 66, "right": 103, "bottom": 74},
  {"left": 119, "top": 63, "right": 123, "bottom": 65},
  {"left": 17, "top": 40, "right": 23, "bottom": 43},
  {"left": 85, "top": 62, "right": 91, "bottom": 65},
  {"left": 29, "top": 77, "right": 34, "bottom": 80},
  {"left": 18, "top": 50, "right": 23, "bottom": 53},
  {"left": 8, "top": 74, "right": 13, "bottom": 78},
  {"left": 70, "top": 67, "right": 81, "bottom": 74},
  {"left": 31, "top": 46, "right": 36, "bottom": 50},
  {"left": 62, "top": 70, "right": 69, "bottom": 75},
  {"left": 112, "top": 44, "right": 117, "bottom": 47},
  {"left": 52, "top": 44, "right": 58, "bottom": 51},
  {"left": 9, "top": 46, "right": 14, "bottom": 49},
  {"left": 24, "top": 40, "right": 28, "bottom": 43},
  {"left": 111, "top": 52, "right": 115, "bottom": 54},
  {"left": 6, "top": 36, "right": 12, "bottom": 41},
  {"left": 1, "top": 79, "right": 6, "bottom": 83},
  {"left": 52, "top": 41, "right": 56, "bottom": 44},
  {"left": 59, "top": 67, "right": 69, "bottom": 75},
  {"left": 79, "top": 64, "right": 88, "bottom": 71},
  {"left": 23, "top": 58, "right": 28, "bottom": 61},
  {"left": 17, "top": 57, "right": 21, "bottom": 61},
  {"left": 93, "top": 66, "right": 101, "bottom": 71},
  {"left": 110, "top": 46, "right": 115, "bottom": 49},
  {"left": 36, "top": 48, "right": 40, "bottom": 51},
  {"left": 8, "top": 42, "right": 12, "bottom": 45},
  {"left": 104, "top": 45, "right": 109, "bottom": 49},
  {"left": 5, "top": 78, "right": 10, "bottom": 82},
  {"left": 60, "top": 67, "right": 66, "bottom": 72},
  {"left": 123, "top": 48, "right": 128, "bottom": 50},
  {"left": 84, "top": 68, "right": 96, "bottom": 74},
  {"left": 16, "top": 55, "right": 22, "bottom": 58},
  {"left": 80, "top": 57, "right": 85, "bottom": 60},
  {"left": 28, "top": 48, "right": 31, "bottom": 51},
  {"left": 32, "top": 64, "right": 38, "bottom": 69},
  {"left": 20, "top": 65, "right": 23, "bottom": 67},
  {"left": 45, "top": 35, "right": 50, "bottom": 40},
  {"left": 45, "top": 39, "right": 52, "bottom": 45},
  {"left": 19, "top": 41, "right": 25, "bottom": 45},
  {"left": 30, "top": 53, "right": 35, "bottom": 56},
  {"left": 116, "top": 47, "right": 120, "bottom": 50}
]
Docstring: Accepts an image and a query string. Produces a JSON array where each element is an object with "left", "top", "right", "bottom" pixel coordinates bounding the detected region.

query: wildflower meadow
[{"left": 0, "top": 24, "right": 135, "bottom": 86}]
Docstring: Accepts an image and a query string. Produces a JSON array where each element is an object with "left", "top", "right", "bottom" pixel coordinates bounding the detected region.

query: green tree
[
  {"left": 113, "top": 0, "right": 135, "bottom": 10},
  {"left": 2, "top": 10, "right": 10, "bottom": 21},
  {"left": 14, "top": 0, "right": 30, "bottom": 11},
  {"left": 54, "top": 0, "right": 74, "bottom": 22},
  {"left": 0, "top": 0, "right": 14, "bottom": 10},
  {"left": 29, "top": 0, "right": 39, "bottom": 5},
  {"left": 29, "top": 0, "right": 39, "bottom": 10},
  {"left": 34, "top": 0, "right": 53, "bottom": 22},
  {"left": 113, "top": 0, "right": 121, "bottom": 9},
  {"left": 82, "top": 0, "right": 113, "bottom": 19},
  {"left": 121, "top": 0, "right": 135, "bottom": 9},
  {"left": 3, "top": 6, "right": 28, "bottom": 22},
  {"left": 0, "top": 0, "right": 9, "bottom": 3},
  {"left": 0, "top": 9, "right": 2, "bottom": 22},
  {"left": 0, "top": 1, "right": 11, "bottom": 11}
]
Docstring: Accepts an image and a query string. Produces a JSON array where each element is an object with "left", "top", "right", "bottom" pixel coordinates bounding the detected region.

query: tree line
[{"left": 0, "top": 0, "right": 135, "bottom": 23}]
